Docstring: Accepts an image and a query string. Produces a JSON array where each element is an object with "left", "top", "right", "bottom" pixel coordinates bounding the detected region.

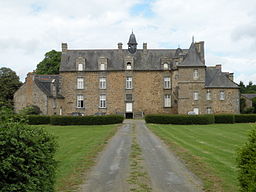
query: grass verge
[
  {"left": 39, "top": 124, "right": 119, "bottom": 192},
  {"left": 147, "top": 123, "right": 255, "bottom": 192},
  {"left": 127, "top": 125, "right": 152, "bottom": 192}
]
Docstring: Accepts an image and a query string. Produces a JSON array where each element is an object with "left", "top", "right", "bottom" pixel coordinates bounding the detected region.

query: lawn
[
  {"left": 148, "top": 123, "right": 256, "bottom": 192},
  {"left": 39, "top": 124, "right": 118, "bottom": 192}
]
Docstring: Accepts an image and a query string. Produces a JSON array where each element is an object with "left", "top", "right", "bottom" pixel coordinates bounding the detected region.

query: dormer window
[
  {"left": 100, "top": 63, "right": 106, "bottom": 70},
  {"left": 127, "top": 62, "right": 132, "bottom": 70},
  {"left": 98, "top": 57, "right": 108, "bottom": 70},
  {"left": 163, "top": 63, "right": 169, "bottom": 70},
  {"left": 78, "top": 63, "right": 83, "bottom": 71}
]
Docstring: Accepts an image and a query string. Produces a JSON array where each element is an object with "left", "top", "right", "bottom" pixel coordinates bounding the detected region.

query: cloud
[{"left": 0, "top": 0, "right": 256, "bottom": 85}]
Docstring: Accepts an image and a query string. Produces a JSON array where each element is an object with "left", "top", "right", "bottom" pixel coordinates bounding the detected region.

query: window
[
  {"left": 220, "top": 91, "right": 225, "bottom": 100},
  {"left": 77, "top": 95, "right": 84, "bottom": 108},
  {"left": 127, "top": 62, "right": 132, "bottom": 70},
  {"left": 126, "top": 77, "right": 132, "bottom": 89},
  {"left": 164, "top": 94, "right": 171, "bottom": 107},
  {"left": 193, "top": 91, "right": 199, "bottom": 100},
  {"left": 163, "top": 63, "right": 169, "bottom": 70},
  {"left": 100, "top": 63, "right": 106, "bottom": 70},
  {"left": 78, "top": 63, "right": 83, "bottom": 71},
  {"left": 193, "top": 108, "right": 199, "bottom": 115},
  {"left": 206, "top": 107, "right": 212, "bottom": 114},
  {"left": 126, "top": 94, "right": 133, "bottom": 101},
  {"left": 99, "top": 95, "right": 106, "bottom": 108},
  {"left": 193, "top": 69, "right": 199, "bottom": 80},
  {"left": 164, "top": 77, "right": 171, "bottom": 89},
  {"left": 99, "top": 77, "right": 106, "bottom": 89},
  {"left": 206, "top": 90, "right": 211, "bottom": 100},
  {"left": 77, "top": 78, "right": 84, "bottom": 89}
]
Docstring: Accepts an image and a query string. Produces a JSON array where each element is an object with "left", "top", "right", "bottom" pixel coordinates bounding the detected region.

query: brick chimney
[
  {"left": 62, "top": 43, "right": 68, "bottom": 52},
  {"left": 118, "top": 42, "right": 123, "bottom": 50},
  {"left": 216, "top": 64, "right": 222, "bottom": 71}
]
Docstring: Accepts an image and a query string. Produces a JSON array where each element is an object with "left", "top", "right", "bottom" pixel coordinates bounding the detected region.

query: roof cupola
[{"left": 127, "top": 31, "right": 137, "bottom": 54}]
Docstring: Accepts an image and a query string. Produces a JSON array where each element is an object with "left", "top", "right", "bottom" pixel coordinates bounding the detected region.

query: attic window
[
  {"left": 78, "top": 63, "right": 84, "bottom": 71},
  {"left": 163, "top": 63, "right": 169, "bottom": 70},
  {"left": 127, "top": 62, "right": 132, "bottom": 70},
  {"left": 100, "top": 63, "right": 106, "bottom": 70}
]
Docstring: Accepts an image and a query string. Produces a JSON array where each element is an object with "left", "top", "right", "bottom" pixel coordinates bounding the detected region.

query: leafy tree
[
  {"left": 239, "top": 81, "right": 256, "bottom": 94},
  {"left": 35, "top": 50, "right": 61, "bottom": 74},
  {"left": 0, "top": 67, "right": 22, "bottom": 109}
]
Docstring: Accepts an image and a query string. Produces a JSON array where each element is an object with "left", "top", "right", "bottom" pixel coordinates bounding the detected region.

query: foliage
[
  {"left": 27, "top": 115, "right": 51, "bottom": 125},
  {"left": 240, "top": 97, "right": 246, "bottom": 113},
  {"left": 50, "top": 115, "right": 124, "bottom": 125},
  {"left": 243, "top": 107, "right": 255, "bottom": 114},
  {"left": 235, "top": 114, "right": 256, "bottom": 123},
  {"left": 0, "top": 106, "right": 26, "bottom": 124},
  {"left": 237, "top": 126, "right": 256, "bottom": 192},
  {"left": 35, "top": 50, "right": 61, "bottom": 75},
  {"left": 20, "top": 105, "right": 41, "bottom": 115},
  {"left": 145, "top": 114, "right": 215, "bottom": 124},
  {"left": 252, "top": 97, "right": 256, "bottom": 113},
  {"left": 0, "top": 122, "right": 57, "bottom": 192},
  {"left": 0, "top": 67, "right": 22, "bottom": 108},
  {"left": 214, "top": 114, "right": 235, "bottom": 124},
  {"left": 239, "top": 81, "right": 256, "bottom": 94}
]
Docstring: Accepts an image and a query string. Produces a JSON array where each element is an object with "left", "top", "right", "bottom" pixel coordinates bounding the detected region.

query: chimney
[
  {"left": 143, "top": 43, "right": 147, "bottom": 54},
  {"left": 62, "top": 43, "right": 68, "bottom": 52},
  {"left": 216, "top": 64, "right": 222, "bottom": 71},
  {"left": 195, "top": 41, "right": 205, "bottom": 64},
  {"left": 118, "top": 42, "right": 123, "bottom": 50},
  {"left": 229, "top": 73, "right": 234, "bottom": 81}
]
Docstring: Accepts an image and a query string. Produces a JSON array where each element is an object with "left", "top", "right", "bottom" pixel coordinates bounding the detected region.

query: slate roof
[
  {"left": 241, "top": 94, "right": 256, "bottom": 100},
  {"left": 205, "top": 67, "right": 239, "bottom": 88},
  {"left": 178, "top": 42, "right": 204, "bottom": 67},
  {"left": 34, "top": 75, "right": 64, "bottom": 98},
  {"left": 60, "top": 49, "right": 188, "bottom": 72}
]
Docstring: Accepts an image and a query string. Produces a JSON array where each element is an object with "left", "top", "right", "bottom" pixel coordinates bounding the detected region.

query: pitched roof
[
  {"left": 205, "top": 67, "right": 239, "bottom": 88},
  {"left": 178, "top": 42, "right": 204, "bottom": 67},
  {"left": 60, "top": 49, "right": 188, "bottom": 72},
  {"left": 34, "top": 75, "right": 64, "bottom": 98},
  {"left": 241, "top": 94, "right": 256, "bottom": 99}
]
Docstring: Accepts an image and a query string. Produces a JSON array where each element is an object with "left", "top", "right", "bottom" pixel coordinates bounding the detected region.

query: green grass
[
  {"left": 148, "top": 123, "right": 256, "bottom": 192},
  {"left": 38, "top": 124, "right": 118, "bottom": 191}
]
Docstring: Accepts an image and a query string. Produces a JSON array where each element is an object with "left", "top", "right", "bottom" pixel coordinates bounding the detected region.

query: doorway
[{"left": 126, "top": 103, "right": 133, "bottom": 119}]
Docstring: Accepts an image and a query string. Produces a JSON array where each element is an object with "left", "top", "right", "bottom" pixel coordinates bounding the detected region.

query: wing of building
[{"left": 14, "top": 32, "right": 240, "bottom": 117}]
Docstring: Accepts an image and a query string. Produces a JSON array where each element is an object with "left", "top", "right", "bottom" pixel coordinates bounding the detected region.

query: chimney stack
[
  {"left": 216, "top": 64, "right": 222, "bottom": 71},
  {"left": 62, "top": 43, "right": 68, "bottom": 52},
  {"left": 143, "top": 43, "right": 147, "bottom": 54},
  {"left": 118, "top": 42, "right": 123, "bottom": 50}
]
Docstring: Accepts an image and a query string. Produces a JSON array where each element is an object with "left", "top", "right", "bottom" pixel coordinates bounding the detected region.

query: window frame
[
  {"left": 100, "top": 63, "right": 106, "bottom": 70},
  {"left": 164, "top": 77, "right": 171, "bottom": 89},
  {"left": 164, "top": 94, "right": 171, "bottom": 107},
  {"left": 163, "top": 63, "right": 169, "bottom": 70},
  {"left": 77, "top": 77, "right": 84, "bottom": 89},
  {"left": 193, "top": 91, "right": 199, "bottom": 101},
  {"left": 126, "top": 62, "right": 132, "bottom": 70},
  {"left": 77, "top": 95, "right": 84, "bottom": 108},
  {"left": 99, "top": 94, "right": 106, "bottom": 108},
  {"left": 78, "top": 63, "right": 84, "bottom": 71},
  {"left": 126, "top": 77, "right": 133, "bottom": 89},
  {"left": 125, "top": 94, "right": 133, "bottom": 101},
  {"left": 220, "top": 91, "right": 225, "bottom": 100},
  {"left": 193, "top": 69, "right": 199, "bottom": 80},
  {"left": 99, "top": 77, "right": 106, "bottom": 89},
  {"left": 206, "top": 107, "right": 212, "bottom": 114},
  {"left": 206, "top": 90, "right": 211, "bottom": 100}
]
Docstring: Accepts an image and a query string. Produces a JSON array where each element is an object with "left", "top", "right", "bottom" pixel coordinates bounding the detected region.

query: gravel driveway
[{"left": 80, "top": 120, "right": 203, "bottom": 192}]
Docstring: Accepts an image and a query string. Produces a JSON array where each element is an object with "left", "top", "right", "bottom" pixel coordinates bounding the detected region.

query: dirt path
[{"left": 80, "top": 120, "right": 203, "bottom": 192}]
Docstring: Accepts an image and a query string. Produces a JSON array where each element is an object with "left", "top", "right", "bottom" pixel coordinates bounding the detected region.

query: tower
[{"left": 127, "top": 32, "right": 137, "bottom": 54}]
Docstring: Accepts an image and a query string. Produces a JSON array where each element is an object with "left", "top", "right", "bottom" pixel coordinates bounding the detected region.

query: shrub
[
  {"left": 0, "top": 122, "right": 57, "bottom": 192},
  {"left": 243, "top": 107, "right": 255, "bottom": 114},
  {"left": 145, "top": 114, "right": 215, "bottom": 125},
  {"left": 237, "top": 126, "right": 256, "bottom": 192},
  {"left": 20, "top": 105, "right": 41, "bottom": 115},
  {"left": 27, "top": 115, "right": 51, "bottom": 125},
  {"left": 235, "top": 114, "right": 256, "bottom": 123},
  {"left": 50, "top": 115, "right": 124, "bottom": 125},
  {"left": 214, "top": 114, "right": 235, "bottom": 124},
  {"left": 0, "top": 106, "right": 26, "bottom": 124}
]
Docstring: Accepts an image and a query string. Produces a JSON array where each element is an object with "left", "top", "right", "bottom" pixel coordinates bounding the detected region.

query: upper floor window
[
  {"left": 78, "top": 63, "right": 84, "bottom": 71},
  {"left": 126, "top": 62, "right": 132, "bottom": 70},
  {"left": 77, "top": 95, "right": 84, "bottom": 108},
  {"left": 99, "top": 94, "right": 106, "bottom": 108},
  {"left": 163, "top": 63, "right": 169, "bottom": 70},
  {"left": 100, "top": 63, "right": 106, "bottom": 70},
  {"left": 206, "top": 90, "right": 211, "bottom": 100},
  {"left": 220, "top": 91, "right": 225, "bottom": 100},
  {"left": 164, "top": 94, "right": 171, "bottom": 107},
  {"left": 193, "top": 69, "right": 199, "bottom": 80},
  {"left": 126, "top": 94, "right": 133, "bottom": 101},
  {"left": 99, "top": 77, "right": 106, "bottom": 89},
  {"left": 77, "top": 77, "right": 84, "bottom": 89},
  {"left": 164, "top": 77, "right": 171, "bottom": 89},
  {"left": 193, "top": 91, "right": 199, "bottom": 101},
  {"left": 126, "top": 77, "right": 132, "bottom": 89}
]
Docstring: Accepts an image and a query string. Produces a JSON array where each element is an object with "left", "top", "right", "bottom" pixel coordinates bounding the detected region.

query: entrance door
[{"left": 126, "top": 103, "right": 133, "bottom": 119}]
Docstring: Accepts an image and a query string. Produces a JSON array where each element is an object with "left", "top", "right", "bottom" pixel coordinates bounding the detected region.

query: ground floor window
[
  {"left": 206, "top": 107, "right": 212, "bottom": 114},
  {"left": 164, "top": 94, "right": 171, "bottom": 107},
  {"left": 99, "top": 94, "right": 106, "bottom": 108},
  {"left": 77, "top": 95, "right": 84, "bottom": 108}
]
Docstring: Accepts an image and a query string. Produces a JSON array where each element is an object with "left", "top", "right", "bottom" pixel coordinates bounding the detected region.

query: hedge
[
  {"left": 237, "top": 126, "right": 256, "bottom": 191},
  {"left": 50, "top": 115, "right": 124, "bottom": 125},
  {"left": 0, "top": 122, "right": 57, "bottom": 192},
  {"left": 27, "top": 115, "right": 51, "bottom": 125},
  {"left": 145, "top": 114, "right": 215, "bottom": 125},
  {"left": 214, "top": 114, "right": 235, "bottom": 124},
  {"left": 235, "top": 114, "right": 256, "bottom": 123}
]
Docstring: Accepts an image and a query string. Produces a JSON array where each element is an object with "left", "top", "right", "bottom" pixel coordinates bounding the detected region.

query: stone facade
[{"left": 14, "top": 33, "right": 240, "bottom": 117}]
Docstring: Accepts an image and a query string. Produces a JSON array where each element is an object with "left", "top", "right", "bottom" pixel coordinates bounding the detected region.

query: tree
[
  {"left": 35, "top": 50, "right": 61, "bottom": 74},
  {"left": 0, "top": 67, "right": 22, "bottom": 109}
]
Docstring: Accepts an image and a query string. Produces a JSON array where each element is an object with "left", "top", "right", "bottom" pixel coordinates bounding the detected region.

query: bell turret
[{"left": 127, "top": 32, "right": 137, "bottom": 54}]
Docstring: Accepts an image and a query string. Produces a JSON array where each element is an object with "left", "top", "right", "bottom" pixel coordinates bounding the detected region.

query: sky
[{"left": 0, "top": 0, "right": 256, "bottom": 84}]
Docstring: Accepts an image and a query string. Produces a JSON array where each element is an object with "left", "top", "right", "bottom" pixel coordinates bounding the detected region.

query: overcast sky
[{"left": 0, "top": 0, "right": 255, "bottom": 84}]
